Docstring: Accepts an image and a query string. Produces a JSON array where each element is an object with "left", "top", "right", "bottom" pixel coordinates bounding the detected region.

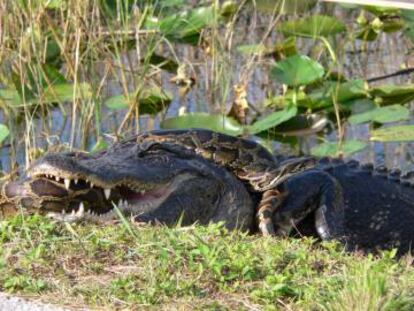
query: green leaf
[
  {"left": 331, "top": 79, "right": 368, "bottom": 102},
  {"left": 382, "top": 19, "right": 404, "bottom": 33},
  {"left": 252, "top": 0, "right": 317, "bottom": 14},
  {"left": 277, "top": 15, "right": 346, "bottom": 37},
  {"left": 0, "top": 124, "right": 10, "bottom": 144},
  {"left": 370, "top": 125, "right": 414, "bottom": 142},
  {"left": 356, "top": 26, "right": 379, "bottom": 41},
  {"left": 265, "top": 89, "right": 310, "bottom": 108},
  {"left": 144, "top": 54, "right": 178, "bottom": 73},
  {"left": 364, "top": 5, "right": 400, "bottom": 15},
  {"left": 139, "top": 88, "right": 172, "bottom": 115},
  {"left": 370, "top": 84, "right": 414, "bottom": 96},
  {"left": 90, "top": 137, "right": 108, "bottom": 153},
  {"left": 41, "top": 64, "right": 67, "bottom": 85},
  {"left": 0, "top": 88, "right": 24, "bottom": 107},
  {"left": 272, "top": 37, "right": 298, "bottom": 59},
  {"left": 45, "top": 38, "right": 62, "bottom": 66},
  {"left": 104, "top": 95, "right": 128, "bottom": 110},
  {"left": 311, "top": 140, "right": 367, "bottom": 157},
  {"left": 104, "top": 87, "right": 172, "bottom": 115},
  {"left": 17, "top": 0, "right": 65, "bottom": 9},
  {"left": 161, "top": 113, "right": 244, "bottom": 136},
  {"left": 348, "top": 98, "right": 376, "bottom": 114},
  {"left": 11, "top": 64, "right": 69, "bottom": 104},
  {"left": 349, "top": 104, "right": 410, "bottom": 125},
  {"left": 236, "top": 44, "right": 267, "bottom": 55},
  {"left": 43, "top": 82, "right": 92, "bottom": 103},
  {"left": 11, "top": 72, "right": 36, "bottom": 101},
  {"left": 307, "top": 79, "right": 368, "bottom": 109},
  {"left": 248, "top": 105, "right": 297, "bottom": 134},
  {"left": 401, "top": 9, "right": 414, "bottom": 23},
  {"left": 158, "top": 6, "right": 215, "bottom": 44},
  {"left": 370, "top": 84, "right": 414, "bottom": 105},
  {"left": 404, "top": 26, "right": 414, "bottom": 42},
  {"left": 402, "top": 10, "right": 414, "bottom": 42},
  {"left": 44, "top": 0, "right": 64, "bottom": 8},
  {"left": 271, "top": 55, "right": 324, "bottom": 87}
]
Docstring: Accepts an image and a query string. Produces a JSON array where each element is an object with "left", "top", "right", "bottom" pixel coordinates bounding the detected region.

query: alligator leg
[
  {"left": 272, "top": 169, "right": 346, "bottom": 242},
  {"left": 256, "top": 189, "right": 286, "bottom": 236}
]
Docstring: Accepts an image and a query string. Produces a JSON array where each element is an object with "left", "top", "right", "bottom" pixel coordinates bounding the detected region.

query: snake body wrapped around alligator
[{"left": 1, "top": 128, "right": 414, "bottom": 255}]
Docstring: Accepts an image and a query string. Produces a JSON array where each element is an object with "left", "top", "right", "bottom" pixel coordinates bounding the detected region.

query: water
[{"left": 1, "top": 10, "right": 414, "bottom": 173}]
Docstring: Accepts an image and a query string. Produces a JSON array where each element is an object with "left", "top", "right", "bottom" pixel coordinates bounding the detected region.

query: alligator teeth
[
  {"left": 71, "top": 209, "right": 76, "bottom": 216},
  {"left": 104, "top": 188, "right": 111, "bottom": 199},
  {"left": 61, "top": 209, "right": 66, "bottom": 215},
  {"left": 90, "top": 182, "right": 94, "bottom": 188},
  {"left": 77, "top": 202, "right": 84, "bottom": 216},
  {"left": 74, "top": 179, "right": 78, "bottom": 185},
  {"left": 117, "top": 199, "right": 128, "bottom": 209},
  {"left": 55, "top": 176, "right": 61, "bottom": 182},
  {"left": 140, "top": 190, "right": 146, "bottom": 195},
  {"left": 64, "top": 178, "right": 71, "bottom": 190}
]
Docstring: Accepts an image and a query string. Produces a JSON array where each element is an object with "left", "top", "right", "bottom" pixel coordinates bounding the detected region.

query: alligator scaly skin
[
  {"left": 271, "top": 156, "right": 414, "bottom": 255},
  {"left": 1, "top": 128, "right": 414, "bottom": 255},
  {"left": 130, "top": 129, "right": 293, "bottom": 235},
  {"left": 131, "top": 129, "right": 414, "bottom": 254}
]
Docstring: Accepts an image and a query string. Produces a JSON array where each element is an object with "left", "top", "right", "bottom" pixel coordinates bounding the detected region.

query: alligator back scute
[{"left": 374, "top": 165, "right": 388, "bottom": 177}]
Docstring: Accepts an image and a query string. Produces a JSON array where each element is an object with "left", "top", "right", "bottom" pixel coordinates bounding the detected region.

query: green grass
[{"left": 0, "top": 215, "right": 413, "bottom": 310}]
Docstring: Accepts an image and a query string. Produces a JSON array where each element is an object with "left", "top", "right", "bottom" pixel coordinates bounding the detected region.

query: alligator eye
[{"left": 137, "top": 142, "right": 163, "bottom": 157}]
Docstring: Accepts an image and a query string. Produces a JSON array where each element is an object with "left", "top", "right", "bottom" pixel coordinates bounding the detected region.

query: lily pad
[
  {"left": 0, "top": 124, "right": 9, "bottom": 144},
  {"left": 0, "top": 88, "right": 24, "bottom": 107},
  {"left": 311, "top": 140, "right": 367, "bottom": 157},
  {"left": 161, "top": 113, "right": 244, "bottom": 136},
  {"left": 158, "top": 6, "right": 215, "bottom": 44},
  {"left": 370, "top": 125, "right": 414, "bottom": 142},
  {"left": 277, "top": 15, "right": 346, "bottom": 37},
  {"left": 144, "top": 54, "right": 179, "bottom": 73},
  {"left": 104, "top": 88, "right": 172, "bottom": 115},
  {"left": 271, "top": 55, "right": 324, "bottom": 87},
  {"left": 349, "top": 104, "right": 410, "bottom": 125},
  {"left": 43, "top": 82, "right": 92, "bottom": 103},
  {"left": 307, "top": 79, "right": 368, "bottom": 109},
  {"left": 252, "top": 0, "right": 317, "bottom": 14},
  {"left": 370, "top": 84, "right": 414, "bottom": 105},
  {"left": 236, "top": 44, "right": 267, "bottom": 55},
  {"left": 248, "top": 105, "right": 298, "bottom": 135}
]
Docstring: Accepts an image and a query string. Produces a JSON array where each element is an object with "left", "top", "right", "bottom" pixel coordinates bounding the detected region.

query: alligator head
[{"left": 0, "top": 139, "right": 254, "bottom": 230}]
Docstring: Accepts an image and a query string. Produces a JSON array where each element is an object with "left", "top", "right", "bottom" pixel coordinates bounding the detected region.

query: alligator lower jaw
[{"left": 45, "top": 193, "right": 165, "bottom": 223}]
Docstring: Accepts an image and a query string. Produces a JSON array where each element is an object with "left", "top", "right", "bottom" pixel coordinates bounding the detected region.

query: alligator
[{"left": 1, "top": 128, "right": 414, "bottom": 255}]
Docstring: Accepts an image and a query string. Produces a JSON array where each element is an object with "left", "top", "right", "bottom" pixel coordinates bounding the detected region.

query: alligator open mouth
[{"left": 26, "top": 171, "right": 187, "bottom": 222}]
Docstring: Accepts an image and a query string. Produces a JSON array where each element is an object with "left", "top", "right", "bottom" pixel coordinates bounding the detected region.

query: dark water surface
[{"left": 1, "top": 9, "right": 414, "bottom": 174}]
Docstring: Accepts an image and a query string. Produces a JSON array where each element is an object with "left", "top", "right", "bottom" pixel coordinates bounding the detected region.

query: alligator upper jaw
[{"left": 14, "top": 167, "right": 195, "bottom": 222}]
